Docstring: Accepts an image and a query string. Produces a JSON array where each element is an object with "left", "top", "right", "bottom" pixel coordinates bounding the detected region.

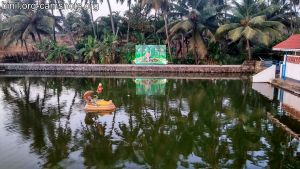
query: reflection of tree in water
[
  {"left": 1, "top": 77, "right": 300, "bottom": 168},
  {"left": 77, "top": 112, "right": 118, "bottom": 168},
  {"left": 0, "top": 77, "right": 78, "bottom": 168}
]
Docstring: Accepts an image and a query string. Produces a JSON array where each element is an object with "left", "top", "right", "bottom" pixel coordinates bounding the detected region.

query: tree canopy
[{"left": 0, "top": 0, "right": 299, "bottom": 64}]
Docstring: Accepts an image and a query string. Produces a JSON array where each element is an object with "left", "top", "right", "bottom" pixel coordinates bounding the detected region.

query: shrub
[
  {"left": 120, "top": 42, "right": 136, "bottom": 63},
  {"left": 36, "top": 40, "right": 75, "bottom": 63}
]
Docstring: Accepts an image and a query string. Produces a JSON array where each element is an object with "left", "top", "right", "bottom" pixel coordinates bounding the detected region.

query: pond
[{"left": 0, "top": 76, "right": 299, "bottom": 169}]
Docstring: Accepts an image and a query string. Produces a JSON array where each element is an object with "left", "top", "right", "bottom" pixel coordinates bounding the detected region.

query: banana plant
[
  {"left": 37, "top": 40, "right": 74, "bottom": 63},
  {"left": 79, "top": 36, "right": 101, "bottom": 64}
]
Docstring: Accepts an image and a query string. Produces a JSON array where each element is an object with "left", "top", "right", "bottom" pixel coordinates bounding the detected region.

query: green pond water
[{"left": 0, "top": 76, "right": 299, "bottom": 169}]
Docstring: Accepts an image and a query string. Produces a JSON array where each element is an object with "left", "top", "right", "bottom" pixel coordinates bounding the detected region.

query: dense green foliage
[
  {"left": 0, "top": 0, "right": 299, "bottom": 64},
  {"left": 36, "top": 40, "right": 75, "bottom": 63},
  {"left": 216, "top": 0, "right": 286, "bottom": 60}
]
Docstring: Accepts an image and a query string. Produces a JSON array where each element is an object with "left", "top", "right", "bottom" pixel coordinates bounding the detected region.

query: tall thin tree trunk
[
  {"left": 126, "top": 3, "right": 131, "bottom": 42},
  {"left": 246, "top": 39, "right": 251, "bottom": 60},
  {"left": 224, "top": 0, "right": 227, "bottom": 23},
  {"left": 181, "top": 33, "right": 184, "bottom": 59},
  {"left": 67, "top": 92, "right": 77, "bottom": 120},
  {"left": 24, "top": 40, "right": 29, "bottom": 53},
  {"left": 107, "top": 0, "right": 116, "bottom": 35},
  {"left": 37, "top": 33, "right": 42, "bottom": 42},
  {"left": 154, "top": 10, "right": 157, "bottom": 33},
  {"left": 55, "top": 0, "right": 75, "bottom": 47},
  {"left": 51, "top": 9, "right": 56, "bottom": 42},
  {"left": 89, "top": 0, "right": 97, "bottom": 39},
  {"left": 163, "top": 12, "right": 172, "bottom": 62},
  {"left": 293, "top": 3, "right": 298, "bottom": 32}
]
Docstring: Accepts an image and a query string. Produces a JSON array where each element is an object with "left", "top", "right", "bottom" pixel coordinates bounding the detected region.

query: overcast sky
[
  {"left": 92, "top": 1, "right": 128, "bottom": 18},
  {"left": 0, "top": 0, "right": 129, "bottom": 18}
]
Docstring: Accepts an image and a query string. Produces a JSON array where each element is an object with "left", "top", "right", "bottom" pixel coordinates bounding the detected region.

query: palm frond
[
  {"left": 228, "top": 27, "right": 244, "bottom": 42},
  {"left": 249, "top": 15, "right": 266, "bottom": 25},
  {"left": 157, "top": 20, "right": 181, "bottom": 33},
  {"left": 216, "top": 23, "right": 240, "bottom": 36},
  {"left": 169, "top": 20, "right": 193, "bottom": 35},
  {"left": 262, "top": 21, "right": 285, "bottom": 30},
  {"left": 189, "top": 31, "right": 207, "bottom": 61},
  {"left": 253, "top": 28, "right": 270, "bottom": 46},
  {"left": 242, "top": 26, "right": 256, "bottom": 40}
]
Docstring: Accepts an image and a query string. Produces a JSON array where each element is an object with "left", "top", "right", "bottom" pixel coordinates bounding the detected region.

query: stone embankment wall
[{"left": 0, "top": 63, "right": 255, "bottom": 73}]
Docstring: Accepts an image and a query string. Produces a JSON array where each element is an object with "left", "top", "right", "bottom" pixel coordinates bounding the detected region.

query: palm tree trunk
[
  {"left": 55, "top": 0, "right": 76, "bottom": 47},
  {"left": 126, "top": 3, "right": 131, "bottom": 42},
  {"left": 293, "top": 3, "right": 298, "bottom": 31},
  {"left": 51, "top": 8, "right": 56, "bottom": 42},
  {"left": 181, "top": 33, "right": 184, "bottom": 59},
  {"left": 163, "top": 12, "right": 172, "bottom": 62},
  {"left": 107, "top": 0, "right": 116, "bottom": 35},
  {"left": 246, "top": 39, "right": 251, "bottom": 60},
  {"left": 89, "top": 0, "right": 97, "bottom": 39},
  {"left": 67, "top": 92, "right": 77, "bottom": 120},
  {"left": 37, "top": 33, "right": 42, "bottom": 42},
  {"left": 224, "top": 0, "right": 227, "bottom": 23},
  {"left": 154, "top": 10, "right": 157, "bottom": 33},
  {"left": 24, "top": 40, "right": 29, "bottom": 53}
]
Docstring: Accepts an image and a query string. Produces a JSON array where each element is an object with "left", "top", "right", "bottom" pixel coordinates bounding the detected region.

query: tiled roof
[{"left": 273, "top": 34, "right": 300, "bottom": 51}]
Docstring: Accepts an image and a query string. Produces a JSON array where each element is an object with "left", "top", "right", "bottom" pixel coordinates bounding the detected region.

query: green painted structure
[{"left": 133, "top": 45, "right": 168, "bottom": 64}]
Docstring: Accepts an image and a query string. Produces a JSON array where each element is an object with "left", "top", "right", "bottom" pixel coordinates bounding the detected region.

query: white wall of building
[
  {"left": 282, "top": 91, "right": 300, "bottom": 112},
  {"left": 252, "top": 65, "right": 276, "bottom": 83},
  {"left": 252, "top": 83, "right": 274, "bottom": 100},
  {"left": 286, "top": 62, "right": 300, "bottom": 81}
]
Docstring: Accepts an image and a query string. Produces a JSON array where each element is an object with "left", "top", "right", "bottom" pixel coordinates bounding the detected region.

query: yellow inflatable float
[{"left": 83, "top": 90, "right": 116, "bottom": 113}]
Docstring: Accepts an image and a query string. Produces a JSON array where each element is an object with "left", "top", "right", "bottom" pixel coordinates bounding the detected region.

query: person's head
[{"left": 97, "top": 83, "right": 103, "bottom": 93}]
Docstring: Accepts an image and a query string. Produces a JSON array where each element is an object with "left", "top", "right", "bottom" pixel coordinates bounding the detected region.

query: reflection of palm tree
[
  {"left": 1, "top": 77, "right": 300, "bottom": 168},
  {"left": 114, "top": 121, "right": 140, "bottom": 162},
  {"left": 78, "top": 112, "right": 117, "bottom": 168},
  {"left": 1, "top": 77, "right": 76, "bottom": 167}
]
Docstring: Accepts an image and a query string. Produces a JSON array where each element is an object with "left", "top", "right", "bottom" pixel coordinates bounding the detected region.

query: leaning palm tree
[
  {"left": 216, "top": 0, "right": 285, "bottom": 60},
  {"left": 0, "top": 10, "right": 54, "bottom": 51}
]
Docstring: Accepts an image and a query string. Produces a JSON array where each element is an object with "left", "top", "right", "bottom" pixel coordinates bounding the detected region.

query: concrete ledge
[
  {"left": 271, "top": 78, "right": 300, "bottom": 96},
  {"left": 0, "top": 63, "right": 254, "bottom": 73}
]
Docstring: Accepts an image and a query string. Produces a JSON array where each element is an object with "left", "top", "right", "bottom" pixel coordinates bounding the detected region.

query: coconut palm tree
[
  {"left": 98, "top": 0, "right": 116, "bottom": 35},
  {"left": 0, "top": 10, "right": 55, "bottom": 51},
  {"left": 141, "top": 0, "right": 172, "bottom": 59},
  {"left": 82, "top": 0, "right": 98, "bottom": 39},
  {"left": 47, "top": 0, "right": 76, "bottom": 47},
  {"left": 260, "top": 0, "right": 297, "bottom": 33},
  {"left": 117, "top": 0, "right": 137, "bottom": 42},
  {"left": 216, "top": 0, "right": 285, "bottom": 60},
  {"left": 264, "top": 3, "right": 295, "bottom": 27},
  {"left": 166, "top": 1, "right": 222, "bottom": 63},
  {"left": 290, "top": 0, "right": 299, "bottom": 32},
  {"left": 45, "top": 0, "right": 64, "bottom": 42}
]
